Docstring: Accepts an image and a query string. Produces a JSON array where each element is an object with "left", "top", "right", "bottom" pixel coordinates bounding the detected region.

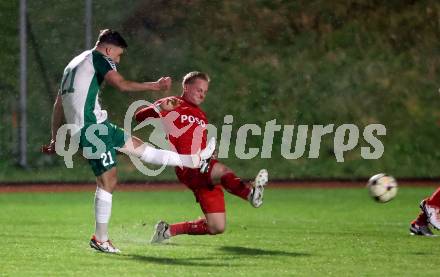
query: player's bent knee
[
  {"left": 218, "top": 165, "right": 233, "bottom": 176},
  {"left": 208, "top": 224, "right": 226, "bottom": 235},
  {"left": 211, "top": 163, "right": 233, "bottom": 182}
]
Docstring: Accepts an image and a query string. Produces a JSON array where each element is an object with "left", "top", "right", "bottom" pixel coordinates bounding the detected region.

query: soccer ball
[{"left": 367, "top": 173, "right": 398, "bottom": 203}]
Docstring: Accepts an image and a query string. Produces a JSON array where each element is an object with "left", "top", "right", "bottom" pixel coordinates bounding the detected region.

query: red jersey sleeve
[
  {"left": 134, "top": 97, "right": 172, "bottom": 122},
  {"left": 134, "top": 106, "right": 160, "bottom": 122}
]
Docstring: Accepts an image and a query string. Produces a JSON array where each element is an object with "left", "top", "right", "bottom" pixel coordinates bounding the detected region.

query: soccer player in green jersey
[{"left": 42, "top": 29, "right": 215, "bottom": 253}]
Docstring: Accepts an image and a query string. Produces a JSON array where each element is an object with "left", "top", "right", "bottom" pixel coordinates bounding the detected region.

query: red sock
[
  {"left": 169, "top": 219, "right": 210, "bottom": 236},
  {"left": 412, "top": 211, "right": 428, "bottom": 226},
  {"left": 220, "top": 172, "right": 251, "bottom": 201},
  {"left": 427, "top": 187, "right": 440, "bottom": 207}
]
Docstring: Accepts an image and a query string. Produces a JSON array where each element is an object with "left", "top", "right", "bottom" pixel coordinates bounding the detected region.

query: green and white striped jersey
[{"left": 59, "top": 49, "right": 117, "bottom": 130}]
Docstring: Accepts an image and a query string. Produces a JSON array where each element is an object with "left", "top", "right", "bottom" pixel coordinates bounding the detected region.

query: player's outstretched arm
[
  {"left": 135, "top": 105, "right": 161, "bottom": 122},
  {"left": 42, "top": 93, "right": 64, "bottom": 154},
  {"left": 134, "top": 97, "right": 183, "bottom": 122},
  {"left": 104, "top": 70, "right": 171, "bottom": 92}
]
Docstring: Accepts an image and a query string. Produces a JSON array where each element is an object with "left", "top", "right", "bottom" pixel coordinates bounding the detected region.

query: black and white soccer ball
[{"left": 367, "top": 173, "right": 398, "bottom": 203}]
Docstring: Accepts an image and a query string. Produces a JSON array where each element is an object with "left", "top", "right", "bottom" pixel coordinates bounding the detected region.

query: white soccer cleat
[
  {"left": 89, "top": 235, "right": 121, "bottom": 253},
  {"left": 250, "top": 169, "right": 268, "bottom": 208},
  {"left": 199, "top": 137, "right": 216, "bottom": 173},
  {"left": 420, "top": 200, "right": 440, "bottom": 230},
  {"left": 150, "top": 221, "right": 171, "bottom": 243}
]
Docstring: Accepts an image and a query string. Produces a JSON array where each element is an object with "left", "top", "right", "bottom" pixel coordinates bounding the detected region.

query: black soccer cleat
[{"left": 409, "top": 223, "right": 436, "bottom": 237}]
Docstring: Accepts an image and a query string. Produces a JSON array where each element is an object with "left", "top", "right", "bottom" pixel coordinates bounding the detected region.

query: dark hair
[
  {"left": 182, "top": 71, "right": 210, "bottom": 86},
  {"left": 96, "top": 29, "right": 128, "bottom": 48}
]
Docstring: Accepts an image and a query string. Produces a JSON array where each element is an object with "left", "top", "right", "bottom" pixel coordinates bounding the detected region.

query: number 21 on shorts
[{"left": 101, "top": 151, "right": 115, "bottom": 167}]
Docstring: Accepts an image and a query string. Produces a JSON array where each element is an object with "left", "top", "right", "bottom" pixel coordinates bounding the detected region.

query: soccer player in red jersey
[
  {"left": 410, "top": 188, "right": 440, "bottom": 236},
  {"left": 134, "top": 71, "right": 268, "bottom": 242}
]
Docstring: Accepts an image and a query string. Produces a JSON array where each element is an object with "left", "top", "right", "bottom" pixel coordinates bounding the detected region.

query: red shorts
[
  {"left": 193, "top": 185, "right": 225, "bottom": 214},
  {"left": 175, "top": 159, "right": 225, "bottom": 213}
]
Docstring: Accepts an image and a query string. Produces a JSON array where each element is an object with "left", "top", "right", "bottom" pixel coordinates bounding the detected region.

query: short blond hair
[{"left": 182, "top": 71, "right": 210, "bottom": 86}]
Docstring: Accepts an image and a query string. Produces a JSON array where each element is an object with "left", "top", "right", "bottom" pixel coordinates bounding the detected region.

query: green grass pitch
[{"left": 1, "top": 187, "right": 439, "bottom": 276}]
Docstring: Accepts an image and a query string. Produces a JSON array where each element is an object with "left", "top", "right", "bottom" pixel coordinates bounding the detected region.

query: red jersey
[
  {"left": 135, "top": 96, "right": 208, "bottom": 155},
  {"left": 136, "top": 97, "right": 218, "bottom": 195}
]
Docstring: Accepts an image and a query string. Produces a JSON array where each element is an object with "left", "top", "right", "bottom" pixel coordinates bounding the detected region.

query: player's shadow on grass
[
  {"left": 113, "top": 254, "right": 241, "bottom": 267},
  {"left": 219, "top": 246, "right": 310, "bottom": 257},
  {"left": 411, "top": 252, "right": 435, "bottom": 256}
]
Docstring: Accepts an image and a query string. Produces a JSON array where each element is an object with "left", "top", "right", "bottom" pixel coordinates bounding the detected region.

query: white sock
[
  {"left": 140, "top": 145, "right": 198, "bottom": 168},
  {"left": 94, "top": 187, "right": 112, "bottom": 242}
]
